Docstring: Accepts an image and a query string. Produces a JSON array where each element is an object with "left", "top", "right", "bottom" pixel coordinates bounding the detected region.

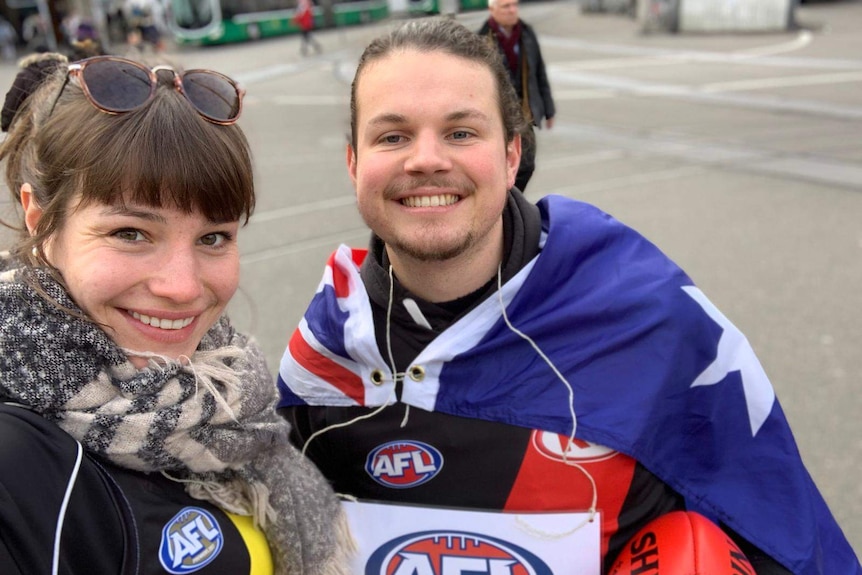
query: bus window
[{"left": 170, "top": 0, "right": 215, "bottom": 30}]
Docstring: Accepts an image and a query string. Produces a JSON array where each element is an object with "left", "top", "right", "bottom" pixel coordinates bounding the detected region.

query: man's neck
[
  {"left": 492, "top": 18, "right": 516, "bottom": 35},
  {"left": 385, "top": 224, "right": 504, "bottom": 303}
]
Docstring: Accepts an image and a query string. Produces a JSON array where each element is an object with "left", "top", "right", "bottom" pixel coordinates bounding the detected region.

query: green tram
[
  {"left": 406, "top": 0, "right": 487, "bottom": 15},
  {"left": 167, "top": 0, "right": 389, "bottom": 46}
]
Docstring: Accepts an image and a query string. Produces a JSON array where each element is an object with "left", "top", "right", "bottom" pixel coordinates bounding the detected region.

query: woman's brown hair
[{"left": 0, "top": 54, "right": 255, "bottom": 267}]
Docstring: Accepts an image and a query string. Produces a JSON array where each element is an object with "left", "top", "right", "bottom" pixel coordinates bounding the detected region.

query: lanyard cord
[
  {"left": 495, "top": 262, "right": 599, "bottom": 536},
  {"left": 301, "top": 265, "right": 405, "bottom": 457},
  {"left": 302, "top": 260, "right": 599, "bottom": 533}
]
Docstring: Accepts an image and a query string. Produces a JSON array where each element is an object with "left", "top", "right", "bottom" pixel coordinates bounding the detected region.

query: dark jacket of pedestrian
[{"left": 479, "top": 18, "right": 555, "bottom": 129}]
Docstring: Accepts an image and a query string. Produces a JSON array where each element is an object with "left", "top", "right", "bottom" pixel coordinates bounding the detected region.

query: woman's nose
[{"left": 148, "top": 246, "right": 204, "bottom": 302}]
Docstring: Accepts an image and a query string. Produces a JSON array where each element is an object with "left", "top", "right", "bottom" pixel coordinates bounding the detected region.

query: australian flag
[{"left": 278, "top": 195, "right": 860, "bottom": 574}]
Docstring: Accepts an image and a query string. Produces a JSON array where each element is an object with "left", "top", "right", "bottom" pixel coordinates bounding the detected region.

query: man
[
  {"left": 479, "top": 0, "right": 555, "bottom": 192},
  {"left": 277, "top": 18, "right": 859, "bottom": 575}
]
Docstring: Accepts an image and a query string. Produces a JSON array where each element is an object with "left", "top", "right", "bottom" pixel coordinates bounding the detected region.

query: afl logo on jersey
[
  {"left": 159, "top": 507, "right": 224, "bottom": 574},
  {"left": 365, "top": 440, "right": 444, "bottom": 488},
  {"left": 531, "top": 430, "right": 618, "bottom": 464},
  {"left": 366, "top": 530, "right": 553, "bottom": 575}
]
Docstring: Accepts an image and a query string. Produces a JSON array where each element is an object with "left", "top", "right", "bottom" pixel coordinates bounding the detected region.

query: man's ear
[
  {"left": 506, "top": 134, "right": 522, "bottom": 190},
  {"left": 20, "top": 183, "right": 42, "bottom": 235},
  {"left": 347, "top": 144, "right": 358, "bottom": 188}
]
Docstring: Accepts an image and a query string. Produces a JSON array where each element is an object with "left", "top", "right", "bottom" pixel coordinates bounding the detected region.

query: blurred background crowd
[
  {"left": 1, "top": 0, "right": 166, "bottom": 60},
  {"left": 0, "top": 0, "right": 807, "bottom": 63}
]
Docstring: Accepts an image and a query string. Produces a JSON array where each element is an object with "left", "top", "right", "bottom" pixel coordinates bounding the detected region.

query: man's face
[
  {"left": 348, "top": 49, "right": 520, "bottom": 267},
  {"left": 490, "top": 0, "right": 520, "bottom": 29}
]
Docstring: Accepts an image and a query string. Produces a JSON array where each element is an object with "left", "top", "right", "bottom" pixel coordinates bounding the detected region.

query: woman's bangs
[{"left": 78, "top": 94, "right": 254, "bottom": 223}]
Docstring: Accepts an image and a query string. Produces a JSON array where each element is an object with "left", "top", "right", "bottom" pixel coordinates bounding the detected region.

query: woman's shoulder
[
  {"left": 0, "top": 403, "right": 97, "bottom": 574},
  {"left": 0, "top": 402, "right": 85, "bottom": 506},
  {"left": 0, "top": 402, "right": 79, "bottom": 467}
]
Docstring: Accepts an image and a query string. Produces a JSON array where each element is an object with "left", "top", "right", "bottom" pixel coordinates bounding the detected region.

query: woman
[{"left": 0, "top": 53, "right": 352, "bottom": 575}]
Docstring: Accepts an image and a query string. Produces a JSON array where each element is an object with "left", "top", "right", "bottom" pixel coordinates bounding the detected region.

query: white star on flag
[{"left": 682, "top": 286, "right": 776, "bottom": 437}]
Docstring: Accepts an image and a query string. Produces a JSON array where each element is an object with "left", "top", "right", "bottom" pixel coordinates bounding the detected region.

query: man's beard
[
  {"left": 389, "top": 226, "right": 477, "bottom": 262},
  {"left": 380, "top": 175, "right": 477, "bottom": 262}
]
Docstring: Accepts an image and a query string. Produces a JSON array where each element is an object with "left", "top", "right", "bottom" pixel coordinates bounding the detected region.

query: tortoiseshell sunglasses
[{"left": 52, "top": 56, "right": 244, "bottom": 125}]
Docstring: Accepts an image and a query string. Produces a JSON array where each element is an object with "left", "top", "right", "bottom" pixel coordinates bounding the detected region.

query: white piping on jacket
[{"left": 52, "top": 440, "right": 83, "bottom": 575}]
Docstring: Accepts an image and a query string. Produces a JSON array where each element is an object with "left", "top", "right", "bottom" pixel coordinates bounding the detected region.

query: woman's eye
[
  {"left": 200, "top": 232, "right": 230, "bottom": 247},
  {"left": 113, "top": 228, "right": 144, "bottom": 241}
]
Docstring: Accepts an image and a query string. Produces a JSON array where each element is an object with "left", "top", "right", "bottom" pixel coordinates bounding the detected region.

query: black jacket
[
  {"left": 479, "top": 18, "right": 556, "bottom": 127},
  {"left": 0, "top": 403, "right": 261, "bottom": 575}
]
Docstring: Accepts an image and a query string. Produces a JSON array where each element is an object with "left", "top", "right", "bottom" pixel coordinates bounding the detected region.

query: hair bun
[{"left": 1, "top": 52, "right": 68, "bottom": 132}]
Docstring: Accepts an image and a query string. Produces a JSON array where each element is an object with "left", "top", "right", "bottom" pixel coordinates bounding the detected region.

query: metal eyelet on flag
[
  {"left": 408, "top": 365, "right": 425, "bottom": 382},
  {"left": 370, "top": 369, "right": 385, "bottom": 386}
]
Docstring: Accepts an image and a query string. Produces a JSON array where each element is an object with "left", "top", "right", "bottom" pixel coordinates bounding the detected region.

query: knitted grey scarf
[{"left": 0, "top": 256, "right": 352, "bottom": 575}]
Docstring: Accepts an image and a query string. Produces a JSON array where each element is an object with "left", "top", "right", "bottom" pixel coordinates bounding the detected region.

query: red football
[{"left": 608, "top": 511, "right": 755, "bottom": 575}]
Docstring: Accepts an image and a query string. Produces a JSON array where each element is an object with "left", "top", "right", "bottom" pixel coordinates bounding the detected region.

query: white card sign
[{"left": 342, "top": 500, "right": 601, "bottom": 575}]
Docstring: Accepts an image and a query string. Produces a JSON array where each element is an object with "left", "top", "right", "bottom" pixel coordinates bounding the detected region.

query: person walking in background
[
  {"left": 125, "top": 0, "right": 165, "bottom": 52},
  {"left": 0, "top": 17, "right": 16, "bottom": 62},
  {"left": 0, "top": 52, "right": 352, "bottom": 575},
  {"left": 276, "top": 18, "right": 859, "bottom": 575},
  {"left": 61, "top": 10, "right": 105, "bottom": 58},
  {"left": 21, "top": 12, "right": 50, "bottom": 53},
  {"left": 294, "top": 0, "right": 322, "bottom": 56},
  {"left": 479, "top": 0, "right": 555, "bottom": 192}
]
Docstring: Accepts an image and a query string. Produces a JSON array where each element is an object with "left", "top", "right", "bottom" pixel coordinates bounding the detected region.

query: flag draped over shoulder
[{"left": 278, "top": 195, "right": 860, "bottom": 575}]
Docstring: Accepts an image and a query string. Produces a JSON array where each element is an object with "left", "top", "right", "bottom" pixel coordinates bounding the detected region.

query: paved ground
[{"left": 2, "top": 0, "right": 861, "bottom": 557}]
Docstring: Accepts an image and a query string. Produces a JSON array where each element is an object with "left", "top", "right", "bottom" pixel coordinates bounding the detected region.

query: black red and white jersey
[{"left": 283, "top": 403, "right": 684, "bottom": 573}]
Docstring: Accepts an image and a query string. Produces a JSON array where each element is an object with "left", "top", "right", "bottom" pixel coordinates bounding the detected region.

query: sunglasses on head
[{"left": 54, "top": 56, "right": 245, "bottom": 125}]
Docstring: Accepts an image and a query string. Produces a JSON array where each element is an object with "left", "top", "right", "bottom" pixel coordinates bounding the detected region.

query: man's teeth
[
  {"left": 401, "top": 194, "right": 459, "bottom": 208},
  {"left": 130, "top": 311, "right": 195, "bottom": 330}
]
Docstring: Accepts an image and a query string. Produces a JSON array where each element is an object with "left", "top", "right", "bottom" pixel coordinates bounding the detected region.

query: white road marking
[{"left": 699, "top": 70, "right": 862, "bottom": 93}]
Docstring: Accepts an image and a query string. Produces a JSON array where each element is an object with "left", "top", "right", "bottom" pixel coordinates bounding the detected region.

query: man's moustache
[{"left": 384, "top": 177, "right": 472, "bottom": 197}]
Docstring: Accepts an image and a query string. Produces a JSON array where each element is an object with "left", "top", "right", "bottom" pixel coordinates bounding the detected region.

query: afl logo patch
[
  {"left": 367, "top": 530, "right": 553, "bottom": 575},
  {"left": 531, "top": 430, "right": 618, "bottom": 464},
  {"left": 159, "top": 507, "right": 224, "bottom": 574},
  {"left": 365, "top": 440, "right": 443, "bottom": 488}
]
